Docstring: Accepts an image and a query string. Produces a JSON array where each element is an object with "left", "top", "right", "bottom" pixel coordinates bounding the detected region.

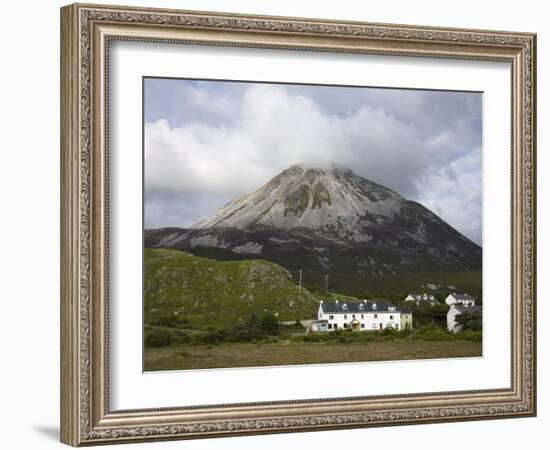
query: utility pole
[
  {"left": 298, "top": 269, "right": 302, "bottom": 297},
  {"left": 325, "top": 275, "right": 329, "bottom": 294}
]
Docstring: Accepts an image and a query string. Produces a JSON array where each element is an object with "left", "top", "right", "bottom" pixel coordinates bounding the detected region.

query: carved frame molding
[{"left": 60, "top": 3, "right": 536, "bottom": 446}]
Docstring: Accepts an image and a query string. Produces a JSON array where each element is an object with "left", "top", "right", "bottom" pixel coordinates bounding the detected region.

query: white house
[
  {"left": 445, "top": 293, "right": 476, "bottom": 307},
  {"left": 317, "top": 300, "right": 413, "bottom": 332},
  {"left": 405, "top": 293, "right": 439, "bottom": 306},
  {"left": 310, "top": 320, "right": 329, "bottom": 332},
  {"left": 447, "top": 304, "right": 482, "bottom": 333}
]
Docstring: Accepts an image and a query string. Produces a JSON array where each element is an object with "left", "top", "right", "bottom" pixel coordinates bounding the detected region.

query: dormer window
[
  {"left": 342, "top": 304, "right": 347, "bottom": 310},
  {"left": 372, "top": 303, "right": 377, "bottom": 310},
  {"left": 359, "top": 303, "right": 364, "bottom": 310}
]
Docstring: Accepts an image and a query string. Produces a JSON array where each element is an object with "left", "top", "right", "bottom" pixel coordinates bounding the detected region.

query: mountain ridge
[{"left": 146, "top": 163, "right": 481, "bottom": 294}]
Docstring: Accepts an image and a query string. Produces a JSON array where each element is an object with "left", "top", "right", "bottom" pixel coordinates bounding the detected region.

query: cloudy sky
[{"left": 144, "top": 78, "right": 482, "bottom": 245}]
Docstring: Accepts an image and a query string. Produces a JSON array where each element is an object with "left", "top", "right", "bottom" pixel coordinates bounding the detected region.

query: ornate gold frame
[{"left": 60, "top": 3, "right": 536, "bottom": 446}]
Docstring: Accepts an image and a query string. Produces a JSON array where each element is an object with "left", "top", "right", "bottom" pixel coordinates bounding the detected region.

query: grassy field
[{"left": 144, "top": 340, "right": 482, "bottom": 371}]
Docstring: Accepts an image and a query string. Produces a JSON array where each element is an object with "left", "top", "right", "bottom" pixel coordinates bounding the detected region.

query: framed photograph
[{"left": 60, "top": 3, "right": 536, "bottom": 446}]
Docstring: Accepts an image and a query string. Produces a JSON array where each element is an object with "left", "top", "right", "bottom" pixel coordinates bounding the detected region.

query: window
[
  {"left": 343, "top": 323, "right": 348, "bottom": 328},
  {"left": 361, "top": 314, "right": 364, "bottom": 319},
  {"left": 352, "top": 314, "right": 356, "bottom": 319},
  {"left": 328, "top": 324, "right": 333, "bottom": 329},
  {"left": 343, "top": 304, "right": 348, "bottom": 310},
  {"left": 359, "top": 303, "right": 364, "bottom": 310},
  {"left": 334, "top": 324, "right": 338, "bottom": 329},
  {"left": 374, "top": 314, "right": 378, "bottom": 319},
  {"left": 390, "top": 315, "right": 394, "bottom": 320},
  {"left": 396, "top": 324, "right": 399, "bottom": 330},
  {"left": 361, "top": 323, "right": 365, "bottom": 328},
  {"left": 329, "top": 315, "right": 334, "bottom": 320},
  {"left": 344, "top": 314, "right": 347, "bottom": 319}
]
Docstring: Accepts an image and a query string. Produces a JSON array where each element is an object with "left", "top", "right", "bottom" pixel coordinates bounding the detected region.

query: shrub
[
  {"left": 456, "top": 330, "right": 483, "bottom": 342},
  {"left": 171, "top": 332, "right": 191, "bottom": 345},
  {"left": 380, "top": 327, "right": 398, "bottom": 337},
  {"left": 302, "top": 333, "right": 323, "bottom": 343},
  {"left": 260, "top": 312, "right": 279, "bottom": 335},
  {"left": 417, "top": 329, "right": 454, "bottom": 341},
  {"left": 455, "top": 311, "right": 482, "bottom": 332},
  {"left": 229, "top": 328, "right": 253, "bottom": 343},
  {"left": 197, "top": 329, "right": 229, "bottom": 345},
  {"left": 155, "top": 315, "right": 189, "bottom": 328},
  {"left": 145, "top": 329, "right": 172, "bottom": 347}
]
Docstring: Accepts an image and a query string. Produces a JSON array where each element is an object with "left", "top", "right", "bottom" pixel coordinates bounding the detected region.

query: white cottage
[
  {"left": 445, "top": 293, "right": 476, "bottom": 307},
  {"left": 310, "top": 320, "right": 329, "bottom": 332},
  {"left": 447, "top": 304, "right": 482, "bottom": 333},
  {"left": 317, "top": 300, "right": 412, "bottom": 331},
  {"left": 405, "top": 293, "right": 439, "bottom": 306}
]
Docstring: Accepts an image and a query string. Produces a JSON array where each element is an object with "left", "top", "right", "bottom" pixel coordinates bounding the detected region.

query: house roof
[
  {"left": 452, "top": 305, "right": 482, "bottom": 314},
  {"left": 408, "top": 293, "right": 437, "bottom": 302},
  {"left": 320, "top": 300, "right": 409, "bottom": 314},
  {"left": 449, "top": 293, "right": 475, "bottom": 301}
]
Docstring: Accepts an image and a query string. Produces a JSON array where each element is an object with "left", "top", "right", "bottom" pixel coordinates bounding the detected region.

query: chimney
[{"left": 335, "top": 300, "right": 339, "bottom": 304}]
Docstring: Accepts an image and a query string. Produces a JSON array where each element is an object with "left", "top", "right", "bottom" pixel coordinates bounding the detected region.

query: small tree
[
  {"left": 455, "top": 311, "right": 482, "bottom": 331},
  {"left": 260, "top": 312, "right": 279, "bottom": 335},
  {"left": 245, "top": 312, "right": 261, "bottom": 334}
]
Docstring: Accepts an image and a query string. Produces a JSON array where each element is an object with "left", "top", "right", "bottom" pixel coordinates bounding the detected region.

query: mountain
[
  {"left": 145, "top": 164, "right": 482, "bottom": 295},
  {"left": 193, "top": 163, "right": 403, "bottom": 239}
]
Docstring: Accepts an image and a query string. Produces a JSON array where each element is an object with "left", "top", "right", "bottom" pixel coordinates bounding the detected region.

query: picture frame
[{"left": 60, "top": 2, "right": 536, "bottom": 446}]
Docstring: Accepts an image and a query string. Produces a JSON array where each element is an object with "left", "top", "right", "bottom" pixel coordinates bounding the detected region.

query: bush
[
  {"left": 260, "top": 312, "right": 279, "bottom": 335},
  {"left": 302, "top": 333, "right": 323, "bottom": 342},
  {"left": 228, "top": 328, "right": 253, "bottom": 343},
  {"left": 196, "top": 329, "right": 229, "bottom": 345},
  {"left": 191, "top": 312, "right": 282, "bottom": 345},
  {"left": 417, "top": 329, "right": 454, "bottom": 341},
  {"left": 155, "top": 315, "right": 189, "bottom": 329},
  {"left": 144, "top": 329, "right": 172, "bottom": 347},
  {"left": 409, "top": 304, "right": 450, "bottom": 328},
  {"left": 380, "top": 327, "right": 398, "bottom": 337},
  {"left": 455, "top": 311, "right": 482, "bottom": 332},
  {"left": 456, "top": 330, "right": 483, "bottom": 342},
  {"left": 171, "top": 332, "right": 191, "bottom": 344}
]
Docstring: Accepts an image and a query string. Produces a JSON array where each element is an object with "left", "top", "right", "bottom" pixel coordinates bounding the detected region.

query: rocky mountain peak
[{"left": 192, "top": 163, "right": 403, "bottom": 238}]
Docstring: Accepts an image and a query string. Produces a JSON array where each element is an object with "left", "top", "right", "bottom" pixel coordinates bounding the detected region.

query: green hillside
[{"left": 144, "top": 248, "right": 323, "bottom": 328}]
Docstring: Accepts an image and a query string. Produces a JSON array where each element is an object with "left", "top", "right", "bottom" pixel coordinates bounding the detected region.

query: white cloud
[{"left": 144, "top": 82, "right": 482, "bottom": 245}]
